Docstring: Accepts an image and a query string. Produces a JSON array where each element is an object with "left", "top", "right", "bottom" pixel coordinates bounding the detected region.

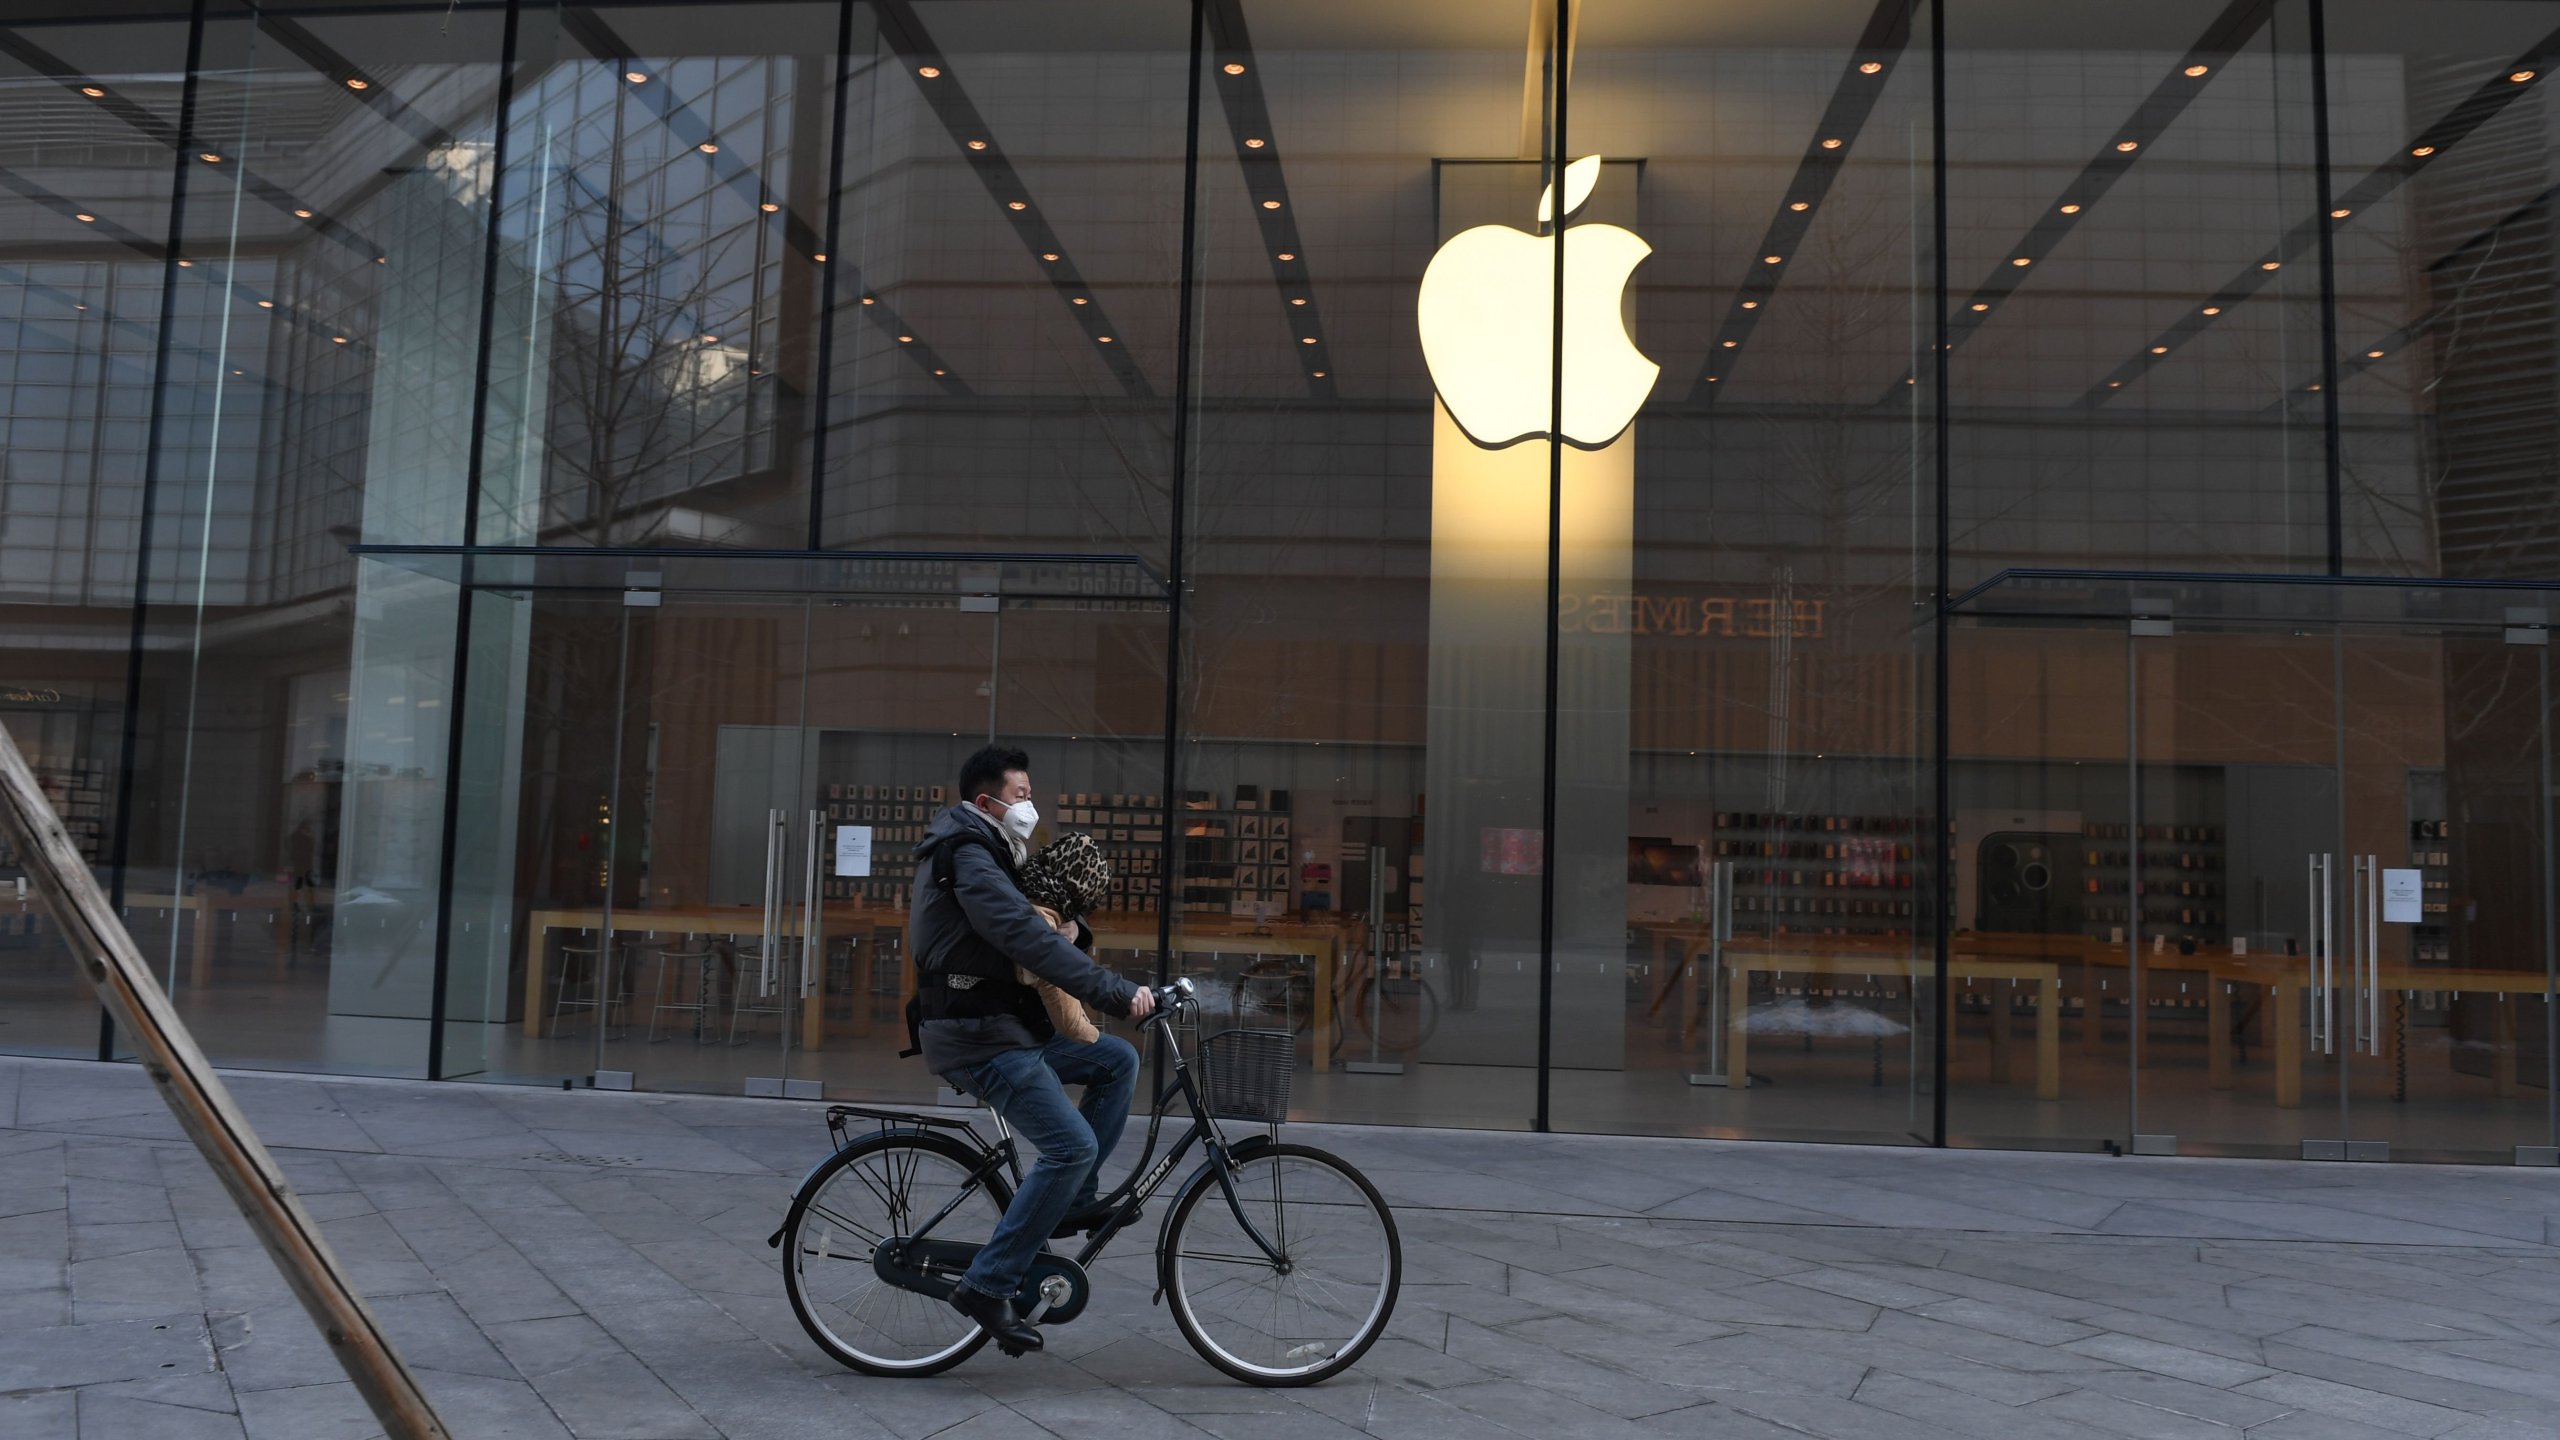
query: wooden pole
[{"left": 0, "top": 722, "right": 450, "bottom": 1439}]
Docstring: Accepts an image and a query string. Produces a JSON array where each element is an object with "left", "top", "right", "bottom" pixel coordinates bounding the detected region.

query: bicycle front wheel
[
  {"left": 781, "top": 1132, "right": 1009, "bottom": 1377},
  {"left": 1160, "top": 1142, "right": 1400, "bottom": 1386}
]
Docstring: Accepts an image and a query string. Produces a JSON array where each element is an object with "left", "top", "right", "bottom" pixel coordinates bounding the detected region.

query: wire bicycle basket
[{"left": 1194, "top": 1028, "right": 1294, "bottom": 1124}]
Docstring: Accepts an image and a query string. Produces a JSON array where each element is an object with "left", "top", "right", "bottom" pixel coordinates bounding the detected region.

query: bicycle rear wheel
[
  {"left": 1160, "top": 1142, "right": 1399, "bottom": 1386},
  {"left": 781, "top": 1132, "right": 1009, "bottom": 1376}
]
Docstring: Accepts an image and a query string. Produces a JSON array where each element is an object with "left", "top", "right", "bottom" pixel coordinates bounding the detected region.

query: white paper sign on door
[
  {"left": 2382, "top": 867, "right": 2422, "bottom": 924},
  {"left": 834, "top": 825, "right": 874, "bottom": 878}
]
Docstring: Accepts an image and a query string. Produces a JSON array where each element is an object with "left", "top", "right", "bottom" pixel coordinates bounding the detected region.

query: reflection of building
[{"left": 0, "top": 0, "right": 2555, "bottom": 1165}]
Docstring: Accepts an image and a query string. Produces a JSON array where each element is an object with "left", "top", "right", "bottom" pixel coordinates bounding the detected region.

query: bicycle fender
[{"left": 1148, "top": 1133, "right": 1277, "bottom": 1305}]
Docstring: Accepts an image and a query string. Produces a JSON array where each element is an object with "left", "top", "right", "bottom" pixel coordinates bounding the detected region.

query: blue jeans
[{"left": 944, "top": 1033, "right": 1139, "bottom": 1301}]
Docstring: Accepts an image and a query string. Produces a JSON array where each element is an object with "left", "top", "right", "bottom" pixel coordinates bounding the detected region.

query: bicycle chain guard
[{"left": 873, "top": 1238, "right": 1090, "bottom": 1326}]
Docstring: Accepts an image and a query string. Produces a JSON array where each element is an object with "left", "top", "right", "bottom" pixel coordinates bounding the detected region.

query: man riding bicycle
[{"left": 904, "top": 744, "right": 1156, "bottom": 1355}]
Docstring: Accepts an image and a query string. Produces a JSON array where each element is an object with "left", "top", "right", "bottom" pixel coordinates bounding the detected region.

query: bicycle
[
  {"left": 768, "top": 978, "right": 1401, "bottom": 1386},
  {"left": 1230, "top": 925, "right": 1440, "bottom": 1055}
]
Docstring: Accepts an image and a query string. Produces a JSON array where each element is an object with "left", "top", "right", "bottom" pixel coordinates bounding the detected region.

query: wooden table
[
  {"left": 129, "top": 890, "right": 309, "bottom": 990},
  {"left": 521, "top": 905, "right": 900, "bottom": 1048},
  {"left": 1714, "top": 943, "right": 2062, "bottom": 1100}
]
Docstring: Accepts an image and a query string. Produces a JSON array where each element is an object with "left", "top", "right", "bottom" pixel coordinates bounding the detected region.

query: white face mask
[{"left": 997, "top": 799, "right": 1039, "bottom": 843}]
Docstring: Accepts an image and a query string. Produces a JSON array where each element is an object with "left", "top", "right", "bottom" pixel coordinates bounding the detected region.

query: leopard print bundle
[{"left": 1019, "top": 831, "right": 1111, "bottom": 918}]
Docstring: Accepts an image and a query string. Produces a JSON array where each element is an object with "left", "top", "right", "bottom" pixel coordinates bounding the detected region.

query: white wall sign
[
  {"left": 2382, "top": 868, "right": 2422, "bottom": 925},
  {"left": 834, "top": 824, "right": 873, "bottom": 878}
]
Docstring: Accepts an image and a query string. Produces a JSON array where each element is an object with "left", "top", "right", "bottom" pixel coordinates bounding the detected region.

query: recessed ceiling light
[
  {"left": 1788, "top": 201, "right": 1809, "bottom": 212},
  {"left": 293, "top": 208, "right": 313, "bottom": 218},
  {"left": 967, "top": 139, "right": 987, "bottom": 150},
  {"left": 760, "top": 201, "right": 779, "bottom": 213},
  {"left": 257, "top": 299, "right": 273, "bottom": 308},
  {"left": 2330, "top": 207, "right": 2351, "bottom": 218},
  {"left": 2513, "top": 70, "right": 2537, "bottom": 83},
  {"left": 1099, "top": 335, "right": 1114, "bottom": 343},
  {"left": 1245, "top": 138, "right": 1266, "bottom": 149},
  {"left": 1071, "top": 297, "right": 1088, "bottom": 305},
  {"left": 1007, "top": 200, "right": 1028, "bottom": 211},
  {"left": 1290, "top": 297, "right": 1306, "bottom": 305},
  {"left": 74, "top": 211, "right": 95, "bottom": 222},
  {"left": 199, "top": 152, "right": 221, "bottom": 163},
  {"left": 1299, "top": 336, "right": 1316, "bottom": 344},
  {"left": 2202, "top": 306, "right": 2221, "bottom": 315},
  {"left": 698, "top": 141, "right": 719, "bottom": 154},
  {"left": 1820, "top": 137, "right": 1842, "bottom": 149},
  {"left": 1042, "top": 252, "right": 1061, "bottom": 261},
  {"left": 2011, "top": 256, "right": 2032, "bottom": 266},
  {"left": 1763, "top": 254, "right": 1782, "bottom": 264},
  {"left": 1223, "top": 62, "right": 1246, "bottom": 75},
  {"left": 2115, "top": 140, "right": 2139, "bottom": 152},
  {"left": 177, "top": 259, "right": 191, "bottom": 267},
  {"left": 74, "top": 303, "right": 86, "bottom": 310},
  {"left": 345, "top": 77, "right": 369, "bottom": 90},
  {"left": 1858, "top": 61, "right": 1883, "bottom": 75},
  {"left": 2109, "top": 380, "right": 2122, "bottom": 387},
  {"left": 2059, "top": 203, "right": 2082, "bottom": 214},
  {"left": 2367, "top": 348, "right": 2385, "bottom": 358},
  {"left": 2307, "top": 383, "right": 2321, "bottom": 391},
  {"left": 2150, "top": 345, "right": 2168, "bottom": 354},
  {"left": 1276, "top": 251, "right": 1295, "bottom": 261},
  {"left": 1311, "top": 370, "right": 1326, "bottom": 377},
  {"left": 934, "top": 368, "right": 947, "bottom": 375},
  {"left": 860, "top": 296, "right": 875, "bottom": 305},
  {"left": 814, "top": 253, "right": 826, "bottom": 262},
  {"left": 2184, "top": 64, "right": 2209, "bottom": 77},
  {"left": 1970, "top": 302, "right": 1989, "bottom": 312},
  {"left": 79, "top": 85, "right": 105, "bottom": 98},
  {"left": 625, "top": 70, "right": 647, "bottom": 84},
  {"left": 1741, "top": 301, "right": 1758, "bottom": 309},
  {"left": 898, "top": 335, "right": 914, "bottom": 343},
  {"left": 1261, "top": 199, "right": 1281, "bottom": 210},
  {"left": 2261, "top": 260, "right": 2281, "bottom": 270},
  {"left": 2411, "top": 145, "right": 2435, "bottom": 157},
  {"left": 918, "top": 65, "right": 941, "bottom": 78},
  {"left": 332, "top": 335, "right": 348, "bottom": 344},
  {"left": 1721, "top": 340, "right": 1737, "bottom": 348}
]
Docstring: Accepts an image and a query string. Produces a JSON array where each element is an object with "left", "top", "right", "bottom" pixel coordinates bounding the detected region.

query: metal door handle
[
  {"left": 2310, "top": 852, "right": 2332, "bottom": 1054},
  {"left": 2363, "top": 852, "right": 2381, "bottom": 1055},
  {"left": 761, "top": 809, "right": 783, "bottom": 998},
  {"left": 802, "top": 810, "right": 824, "bottom": 1000}
]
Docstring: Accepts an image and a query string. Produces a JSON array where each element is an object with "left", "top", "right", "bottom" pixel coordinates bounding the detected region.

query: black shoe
[
  {"left": 1051, "top": 1201, "right": 1140, "bottom": 1238},
  {"left": 949, "top": 1285, "right": 1042, "bottom": 1356}
]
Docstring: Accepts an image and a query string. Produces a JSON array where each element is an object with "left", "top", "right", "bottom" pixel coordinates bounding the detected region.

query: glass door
[
  {"left": 595, "top": 587, "right": 821, "bottom": 1097},
  {"left": 2335, "top": 621, "right": 2559, "bottom": 1164}
]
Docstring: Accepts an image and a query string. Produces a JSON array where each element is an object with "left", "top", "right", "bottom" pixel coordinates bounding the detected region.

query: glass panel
[
  {"left": 1555, "top": 1, "right": 1939, "bottom": 1143},
  {"left": 2325, "top": 1, "right": 2560, "bottom": 578},
  {"left": 1945, "top": 617, "right": 2133, "bottom": 1150},
  {"left": 1186, "top": 1, "right": 1541, "bottom": 1128},
  {"left": 0, "top": 12, "right": 189, "bottom": 1060},
  {"left": 118, "top": 2, "right": 508, "bottom": 1077},
  {"left": 508, "top": 1, "right": 845, "bottom": 548},
  {"left": 1947, "top": 0, "right": 2325, "bottom": 583}
]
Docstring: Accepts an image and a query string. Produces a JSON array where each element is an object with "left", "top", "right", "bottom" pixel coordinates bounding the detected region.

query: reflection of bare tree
[{"left": 539, "top": 163, "right": 767, "bottom": 548}]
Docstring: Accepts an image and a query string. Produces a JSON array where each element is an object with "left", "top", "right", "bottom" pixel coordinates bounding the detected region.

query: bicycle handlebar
[{"left": 1137, "top": 976, "right": 1196, "bottom": 1028}]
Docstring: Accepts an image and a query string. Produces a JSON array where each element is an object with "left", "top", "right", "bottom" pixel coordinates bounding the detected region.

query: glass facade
[{"left": 2, "top": 0, "right": 2555, "bottom": 1164}]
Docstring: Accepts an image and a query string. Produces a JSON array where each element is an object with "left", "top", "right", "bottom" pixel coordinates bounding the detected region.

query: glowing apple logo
[{"left": 1418, "top": 155, "right": 1657, "bottom": 450}]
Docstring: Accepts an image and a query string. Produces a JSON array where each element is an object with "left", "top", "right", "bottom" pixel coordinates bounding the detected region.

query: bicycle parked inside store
[{"left": 770, "top": 979, "right": 1401, "bottom": 1385}]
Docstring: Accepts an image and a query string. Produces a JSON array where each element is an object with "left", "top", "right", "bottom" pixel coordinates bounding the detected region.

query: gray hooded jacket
[{"left": 906, "top": 803, "right": 1140, "bottom": 1075}]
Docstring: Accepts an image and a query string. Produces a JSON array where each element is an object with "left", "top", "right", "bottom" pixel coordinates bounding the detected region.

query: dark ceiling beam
[
  {"left": 870, "top": 0, "right": 1154, "bottom": 399},
  {"left": 1686, "top": 0, "right": 1915, "bottom": 406},
  {"left": 2078, "top": 23, "right": 2560, "bottom": 409},
  {"left": 1203, "top": 0, "right": 1332, "bottom": 399}
]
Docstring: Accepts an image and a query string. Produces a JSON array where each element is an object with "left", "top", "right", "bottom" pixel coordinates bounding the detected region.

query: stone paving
[{"left": 2, "top": 1053, "right": 2558, "bottom": 1439}]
